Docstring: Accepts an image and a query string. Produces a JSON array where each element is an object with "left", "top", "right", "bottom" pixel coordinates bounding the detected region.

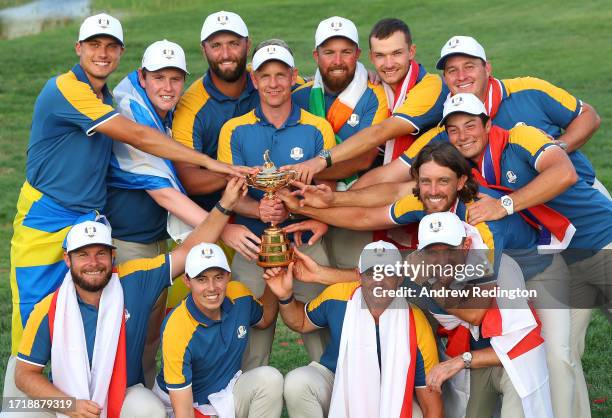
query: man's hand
[
  {"left": 263, "top": 263, "right": 295, "bottom": 300},
  {"left": 291, "top": 247, "right": 325, "bottom": 283},
  {"left": 277, "top": 188, "right": 303, "bottom": 213},
  {"left": 367, "top": 68, "right": 382, "bottom": 85},
  {"left": 219, "top": 176, "right": 248, "bottom": 210},
  {"left": 221, "top": 224, "right": 261, "bottom": 260},
  {"left": 426, "top": 356, "right": 465, "bottom": 394},
  {"left": 259, "top": 197, "right": 289, "bottom": 225},
  {"left": 68, "top": 400, "right": 102, "bottom": 418},
  {"left": 283, "top": 220, "right": 328, "bottom": 246},
  {"left": 203, "top": 157, "right": 257, "bottom": 178},
  {"left": 291, "top": 180, "right": 334, "bottom": 208},
  {"left": 467, "top": 193, "right": 508, "bottom": 225},
  {"left": 280, "top": 157, "right": 327, "bottom": 184}
]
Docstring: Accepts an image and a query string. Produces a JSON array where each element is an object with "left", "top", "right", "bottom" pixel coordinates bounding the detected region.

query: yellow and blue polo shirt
[
  {"left": 306, "top": 282, "right": 438, "bottom": 387},
  {"left": 156, "top": 282, "right": 263, "bottom": 405},
  {"left": 18, "top": 254, "right": 172, "bottom": 386},
  {"left": 218, "top": 104, "right": 335, "bottom": 237},
  {"left": 26, "top": 64, "right": 118, "bottom": 212},
  {"left": 392, "top": 64, "right": 448, "bottom": 135}
]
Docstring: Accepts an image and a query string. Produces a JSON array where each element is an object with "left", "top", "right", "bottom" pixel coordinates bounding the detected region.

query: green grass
[{"left": 0, "top": 0, "right": 610, "bottom": 416}]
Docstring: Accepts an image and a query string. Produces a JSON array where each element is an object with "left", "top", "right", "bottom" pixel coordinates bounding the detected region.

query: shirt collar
[
  {"left": 202, "top": 69, "right": 256, "bottom": 102},
  {"left": 254, "top": 102, "right": 301, "bottom": 128},
  {"left": 71, "top": 63, "right": 113, "bottom": 103},
  {"left": 186, "top": 293, "right": 233, "bottom": 326}
]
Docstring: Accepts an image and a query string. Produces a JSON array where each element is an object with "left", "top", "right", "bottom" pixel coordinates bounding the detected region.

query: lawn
[{"left": 0, "top": 0, "right": 610, "bottom": 416}]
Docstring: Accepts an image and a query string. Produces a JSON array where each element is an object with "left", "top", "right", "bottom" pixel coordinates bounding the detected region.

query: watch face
[{"left": 502, "top": 196, "right": 511, "bottom": 206}]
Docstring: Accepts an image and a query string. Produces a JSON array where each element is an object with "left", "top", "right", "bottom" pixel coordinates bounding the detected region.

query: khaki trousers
[
  {"left": 465, "top": 367, "right": 524, "bottom": 418},
  {"left": 113, "top": 238, "right": 169, "bottom": 388},
  {"left": 324, "top": 227, "right": 372, "bottom": 269},
  {"left": 231, "top": 241, "right": 331, "bottom": 370}
]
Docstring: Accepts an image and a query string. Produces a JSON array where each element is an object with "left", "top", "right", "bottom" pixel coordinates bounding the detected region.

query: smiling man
[{"left": 153, "top": 243, "right": 282, "bottom": 418}]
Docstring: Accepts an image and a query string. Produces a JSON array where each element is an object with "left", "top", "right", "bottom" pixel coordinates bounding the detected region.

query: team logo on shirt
[
  {"left": 429, "top": 220, "right": 443, "bottom": 233},
  {"left": 237, "top": 325, "right": 247, "bottom": 339},
  {"left": 506, "top": 170, "right": 518, "bottom": 183},
  {"left": 124, "top": 308, "right": 131, "bottom": 322},
  {"left": 290, "top": 147, "right": 304, "bottom": 160},
  {"left": 84, "top": 225, "right": 97, "bottom": 238},
  {"left": 217, "top": 15, "right": 229, "bottom": 25},
  {"left": 330, "top": 20, "right": 343, "bottom": 31},
  {"left": 162, "top": 48, "right": 175, "bottom": 60},
  {"left": 97, "top": 17, "right": 110, "bottom": 28},
  {"left": 347, "top": 113, "right": 360, "bottom": 127}
]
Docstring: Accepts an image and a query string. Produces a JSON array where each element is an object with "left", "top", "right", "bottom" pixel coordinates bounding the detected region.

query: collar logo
[
  {"left": 84, "top": 225, "right": 97, "bottom": 237},
  {"left": 290, "top": 147, "right": 304, "bottom": 161},
  {"left": 97, "top": 17, "right": 110, "bottom": 28},
  {"left": 451, "top": 95, "right": 464, "bottom": 106},
  {"left": 124, "top": 308, "right": 131, "bottom": 322},
  {"left": 506, "top": 170, "right": 518, "bottom": 183},
  {"left": 347, "top": 113, "right": 360, "bottom": 127},
  {"left": 266, "top": 46, "right": 277, "bottom": 55},
  {"left": 217, "top": 15, "right": 229, "bottom": 25},
  {"left": 162, "top": 48, "right": 175, "bottom": 59},
  {"left": 448, "top": 38, "right": 461, "bottom": 49},
  {"left": 202, "top": 247, "right": 215, "bottom": 259},
  {"left": 430, "top": 220, "right": 443, "bottom": 232},
  {"left": 330, "top": 21, "right": 343, "bottom": 31},
  {"left": 237, "top": 325, "right": 247, "bottom": 339}
]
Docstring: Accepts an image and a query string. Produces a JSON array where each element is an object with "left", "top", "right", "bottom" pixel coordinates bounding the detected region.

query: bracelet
[
  {"left": 215, "top": 201, "right": 234, "bottom": 216},
  {"left": 279, "top": 293, "right": 295, "bottom": 305}
]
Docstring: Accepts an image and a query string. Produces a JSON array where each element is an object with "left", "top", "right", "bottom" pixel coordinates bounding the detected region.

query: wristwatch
[
  {"left": 500, "top": 195, "right": 514, "bottom": 215},
  {"left": 461, "top": 351, "right": 473, "bottom": 369},
  {"left": 318, "top": 149, "right": 333, "bottom": 168}
]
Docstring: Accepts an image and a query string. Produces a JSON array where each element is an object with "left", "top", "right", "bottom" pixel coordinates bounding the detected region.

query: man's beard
[
  {"left": 321, "top": 65, "right": 356, "bottom": 93},
  {"left": 71, "top": 267, "right": 113, "bottom": 292},
  {"left": 207, "top": 54, "right": 247, "bottom": 83}
]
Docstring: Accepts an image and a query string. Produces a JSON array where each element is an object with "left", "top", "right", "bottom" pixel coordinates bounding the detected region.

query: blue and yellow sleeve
[
  {"left": 172, "top": 78, "right": 209, "bottom": 151},
  {"left": 393, "top": 74, "right": 447, "bottom": 133},
  {"left": 390, "top": 194, "right": 426, "bottom": 225},
  {"left": 226, "top": 281, "right": 263, "bottom": 325},
  {"left": 17, "top": 294, "right": 54, "bottom": 367},
  {"left": 412, "top": 305, "right": 439, "bottom": 375},
  {"left": 55, "top": 72, "right": 117, "bottom": 136},
  {"left": 366, "top": 82, "right": 389, "bottom": 126},
  {"left": 217, "top": 112, "right": 257, "bottom": 165},
  {"left": 508, "top": 124, "right": 556, "bottom": 170},
  {"left": 306, "top": 282, "right": 358, "bottom": 327},
  {"left": 399, "top": 126, "right": 448, "bottom": 166},
  {"left": 468, "top": 218, "right": 502, "bottom": 283},
  {"left": 117, "top": 254, "right": 171, "bottom": 305},
  {"left": 162, "top": 302, "right": 196, "bottom": 389},
  {"left": 299, "top": 110, "right": 336, "bottom": 151},
  {"left": 503, "top": 77, "right": 580, "bottom": 129}
]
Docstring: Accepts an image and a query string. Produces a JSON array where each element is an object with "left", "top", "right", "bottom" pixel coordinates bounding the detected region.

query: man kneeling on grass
[
  {"left": 264, "top": 241, "right": 443, "bottom": 418},
  {"left": 153, "top": 243, "right": 282, "bottom": 418}
]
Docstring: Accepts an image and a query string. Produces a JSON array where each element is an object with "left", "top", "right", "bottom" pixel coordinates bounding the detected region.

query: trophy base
[{"left": 256, "top": 226, "right": 294, "bottom": 268}]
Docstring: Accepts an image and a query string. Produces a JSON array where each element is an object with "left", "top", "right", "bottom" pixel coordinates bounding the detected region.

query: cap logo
[
  {"left": 162, "top": 48, "right": 175, "bottom": 59},
  {"left": 217, "top": 15, "right": 229, "bottom": 25},
  {"left": 266, "top": 46, "right": 277, "bottom": 54},
  {"left": 448, "top": 38, "right": 461, "bottom": 49},
  {"left": 330, "top": 20, "right": 343, "bottom": 31},
  {"left": 451, "top": 95, "right": 464, "bottom": 106},
  {"left": 84, "top": 225, "right": 97, "bottom": 238},
  {"left": 373, "top": 246, "right": 387, "bottom": 256},
  {"left": 97, "top": 17, "right": 110, "bottom": 28},
  {"left": 202, "top": 247, "right": 214, "bottom": 258},
  {"left": 429, "top": 220, "right": 443, "bottom": 233}
]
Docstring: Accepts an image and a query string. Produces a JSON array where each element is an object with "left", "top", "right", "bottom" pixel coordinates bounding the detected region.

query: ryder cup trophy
[{"left": 246, "top": 150, "right": 297, "bottom": 267}]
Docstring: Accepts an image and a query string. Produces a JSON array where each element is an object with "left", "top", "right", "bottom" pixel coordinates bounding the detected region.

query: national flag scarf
[
  {"left": 48, "top": 271, "right": 126, "bottom": 418},
  {"left": 309, "top": 62, "right": 369, "bottom": 189},
  {"left": 484, "top": 76, "right": 504, "bottom": 121},
  {"left": 382, "top": 60, "right": 421, "bottom": 164},
  {"left": 329, "top": 287, "right": 417, "bottom": 418},
  {"left": 474, "top": 125, "right": 575, "bottom": 251}
]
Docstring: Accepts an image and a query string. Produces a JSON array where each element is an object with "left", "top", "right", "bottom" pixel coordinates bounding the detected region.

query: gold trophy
[{"left": 246, "top": 150, "right": 297, "bottom": 268}]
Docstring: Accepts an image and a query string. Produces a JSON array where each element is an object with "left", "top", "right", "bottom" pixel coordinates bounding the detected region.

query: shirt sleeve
[
  {"left": 507, "top": 124, "right": 556, "bottom": 170},
  {"left": 412, "top": 305, "right": 439, "bottom": 376},
  {"left": 217, "top": 121, "right": 244, "bottom": 165},
  {"left": 17, "top": 295, "right": 54, "bottom": 367},
  {"left": 399, "top": 127, "right": 448, "bottom": 166},
  {"left": 172, "top": 79, "right": 208, "bottom": 152},
  {"left": 163, "top": 340, "right": 193, "bottom": 389},
  {"left": 55, "top": 73, "right": 118, "bottom": 136},
  {"left": 389, "top": 194, "right": 426, "bottom": 225},
  {"left": 393, "top": 74, "right": 447, "bottom": 134},
  {"left": 116, "top": 254, "right": 172, "bottom": 306},
  {"left": 305, "top": 297, "right": 329, "bottom": 328},
  {"left": 364, "top": 83, "right": 389, "bottom": 127}
]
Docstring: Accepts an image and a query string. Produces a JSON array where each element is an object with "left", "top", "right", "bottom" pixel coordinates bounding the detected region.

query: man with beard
[
  {"left": 282, "top": 18, "right": 448, "bottom": 186},
  {"left": 264, "top": 241, "right": 443, "bottom": 418},
  {"left": 290, "top": 16, "right": 388, "bottom": 268},
  {"left": 12, "top": 178, "right": 246, "bottom": 418}
]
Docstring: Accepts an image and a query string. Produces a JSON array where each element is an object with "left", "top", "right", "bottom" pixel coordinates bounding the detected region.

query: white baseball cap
[
  {"left": 436, "top": 35, "right": 486, "bottom": 70},
  {"left": 185, "top": 243, "right": 231, "bottom": 278},
  {"left": 315, "top": 16, "right": 359, "bottom": 48},
  {"left": 141, "top": 39, "right": 189, "bottom": 74},
  {"left": 417, "top": 212, "right": 467, "bottom": 250},
  {"left": 78, "top": 13, "right": 124, "bottom": 46},
  {"left": 358, "top": 241, "right": 402, "bottom": 273},
  {"left": 440, "top": 93, "right": 488, "bottom": 125},
  {"left": 64, "top": 221, "right": 115, "bottom": 253},
  {"left": 252, "top": 44, "right": 295, "bottom": 71},
  {"left": 200, "top": 11, "right": 248, "bottom": 42}
]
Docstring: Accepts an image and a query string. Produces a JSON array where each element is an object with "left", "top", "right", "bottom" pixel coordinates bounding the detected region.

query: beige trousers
[
  {"left": 324, "top": 227, "right": 372, "bottom": 269},
  {"left": 230, "top": 241, "right": 331, "bottom": 370},
  {"left": 465, "top": 367, "right": 524, "bottom": 418},
  {"left": 113, "top": 237, "right": 169, "bottom": 388}
]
